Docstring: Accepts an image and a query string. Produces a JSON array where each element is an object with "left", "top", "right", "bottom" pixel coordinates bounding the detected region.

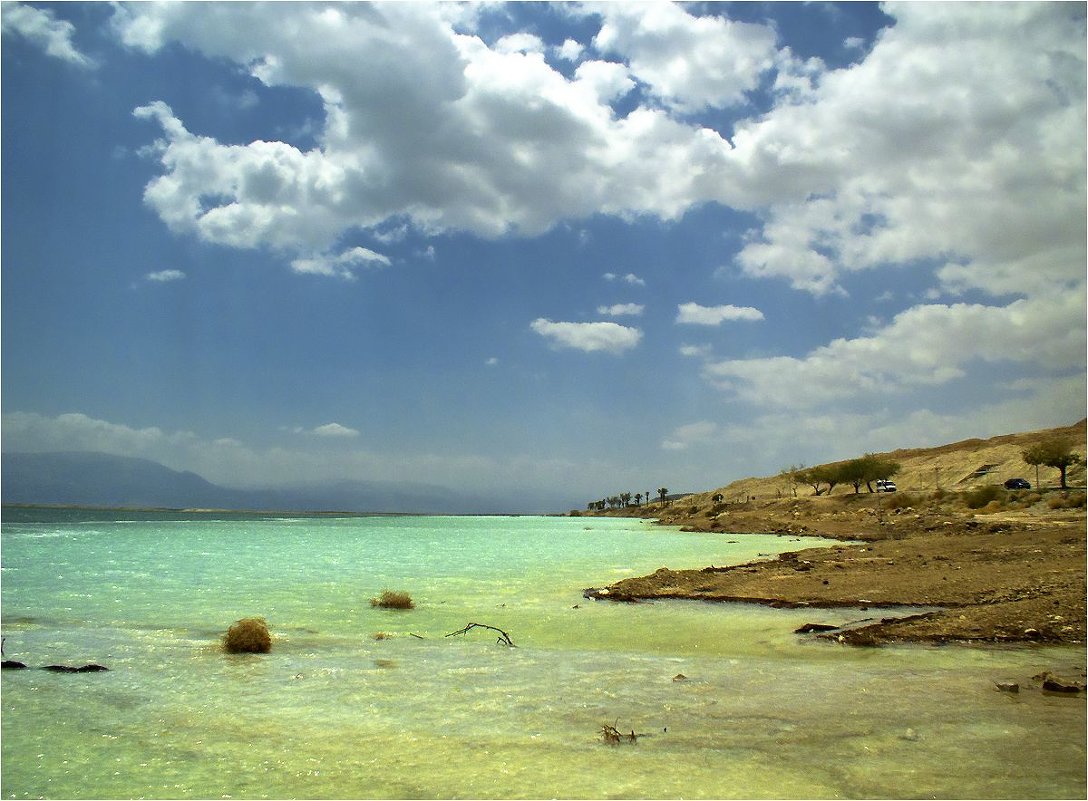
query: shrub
[
  {"left": 370, "top": 590, "right": 415, "bottom": 610},
  {"left": 964, "top": 485, "right": 1007, "bottom": 510},
  {"left": 223, "top": 617, "right": 271, "bottom": 654},
  {"left": 1047, "top": 492, "right": 1087, "bottom": 510},
  {"left": 883, "top": 492, "right": 919, "bottom": 510}
]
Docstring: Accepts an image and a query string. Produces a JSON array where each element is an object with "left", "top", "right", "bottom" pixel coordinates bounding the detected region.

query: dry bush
[
  {"left": 882, "top": 492, "right": 920, "bottom": 509},
  {"left": 1047, "top": 492, "right": 1087, "bottom": 510},
  {"left": 964, "top": 485, "right": 1007, "bottom": 510},
  {"left": 223, "top": 617, "right": 271, "bottom": 654},
  {"left": 370, "top": 590, "right": 415, "bottom": 610}
]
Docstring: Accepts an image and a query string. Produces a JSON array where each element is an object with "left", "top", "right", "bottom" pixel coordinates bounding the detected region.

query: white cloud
[
  {"left": 661, "top": 420, "right": 719, "bottom": 451},
  {"left": 118, "top": 4, "right": 739, "bottom": 257},
  {"left": 290, "top": 246, "right": 391, "bottom": 280},
  {"left": 676, "top": 302, "right": 763, "bottom": 325},
  {"left": 1, "top": 2, "right": 95, "bottom": 68},
  {"left": 530, "top": 318, "right": 642, "bottom": 354},
  {"left": 591, "top": 4, "right": 778, "bottom": 112},
  {"left": 597, "top": 303, "right": 644, "bottom": 317},
  {"left": 555, "top": 38, "right": 584, "bottom": 62},
  {"left": 703, "top": 292, "right": 1086, "bottom": 409},
  {"left": 679, "top": 343, "right": 712, "bottom": 359},
  {"left": 603, "top": 272, "right": 646, "bottom": 286},
  {"left": 312, "top": 423, "right": 360, "bottom": 438},
  {"left": 111, "top": 2, "right": 1084, "bottom": 313},
  {"left": 725, "top": 3, "right": 1086, "bottom": 299},
  {"left": 485, "top": 357, "right": 499, "bottom": 366},
  {"left": 1, "top": 411, "right": 188, "bottom": 456},
  {"left": 495, "top": 32, "right": 545, "bottom": 55},
  {"left": 145, "top": 269, "right": 185, "bottom": 283}
]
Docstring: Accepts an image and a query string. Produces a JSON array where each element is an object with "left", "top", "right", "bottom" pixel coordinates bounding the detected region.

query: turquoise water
[{"left": 1, "top": 509, "right": 1084, "bottom": 799}]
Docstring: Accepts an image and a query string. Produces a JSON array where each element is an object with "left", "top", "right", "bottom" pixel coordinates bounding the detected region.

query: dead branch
[
  {"left": 445, "top": 622, "right": 515, "bottom": 647},
  {"left": 600, "top": 723, "right": 638, "bottom": 745}
]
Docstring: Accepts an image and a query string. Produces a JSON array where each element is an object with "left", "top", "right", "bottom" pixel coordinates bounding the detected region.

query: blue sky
[{"left": 2, "top": 1, "right": 1085, "bottom": 511}]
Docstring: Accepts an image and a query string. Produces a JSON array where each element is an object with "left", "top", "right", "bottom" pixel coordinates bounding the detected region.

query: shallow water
[{"left": 1, "top": 509, "right": 1084, "bottom": 799}]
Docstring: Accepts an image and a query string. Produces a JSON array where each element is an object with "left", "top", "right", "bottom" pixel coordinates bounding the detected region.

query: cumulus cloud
[
  {"left": 597, "top": 303, "right": 644, "bottom": 317},
  {"left": 1, "top": 2, "right": 95, "bottom": 68},
  {"left": 530, "top": 318, "right": 642, "bottom": 354},
  {"left": 118, "top": 3, "right": 740, "bottom": 263},
  {"left": 703, "top": 292, "right": 1086, "bottom": 409},
  {"left": 112, "top": 1, "right": 1083, "bottom": 310},
  {"left": 676, "top": 302, "right": 763, "bottom": 325},
  {"left": 726, "top": 2, "right": 1086, "bottom": 298},
  {"left": 591, "top": 3, "right": 778, "bottom": 112},
  {"left": 555, "top": 38, "right": 584, "bottom": 62},
  {"left": 145, "top": 269, "right": 185, "bottom": 283}
]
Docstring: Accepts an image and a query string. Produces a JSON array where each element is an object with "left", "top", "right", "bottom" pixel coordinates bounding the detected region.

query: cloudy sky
[{"left": 2, "top": 1, "right": 1085, "bottom": 510}]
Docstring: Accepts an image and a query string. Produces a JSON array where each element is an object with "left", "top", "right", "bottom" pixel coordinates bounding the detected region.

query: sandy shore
[{"left": 578, "top": 494, "right": 1086, "bottom": 648}]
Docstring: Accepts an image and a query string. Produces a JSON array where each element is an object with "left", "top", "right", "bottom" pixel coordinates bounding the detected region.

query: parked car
[
  {"left": 1004, "top": 478, "right": 1031, "bottom": 490},
  {"left": 875, "top": 480, "right": 897, "bottom": 492}
]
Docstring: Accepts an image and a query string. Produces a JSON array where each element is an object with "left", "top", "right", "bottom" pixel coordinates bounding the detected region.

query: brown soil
[{"left": 576, "top": 422, "right": 1087, "bottom": 648}]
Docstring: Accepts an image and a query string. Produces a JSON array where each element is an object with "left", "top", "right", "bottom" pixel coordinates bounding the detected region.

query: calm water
[{"left": 1, "top": 509, "right": 1084, "bottom": 799}]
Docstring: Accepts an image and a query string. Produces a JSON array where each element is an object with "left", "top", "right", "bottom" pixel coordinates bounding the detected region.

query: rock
[
  {"left": 1, "top": 660, "right": 27, "bottom": 670},
  {"left": 994, "top": 681, "right": 1020, "bottom": 693},
  {"left": 672, "top": 673, "right": 688, "bottom": 682},
  {"left": 43, "top": 664, "right": 108, "bottom": 673},
  {"left": 795, "top": 622, "right": 838, "bottom": 634},
  {"left": 1036, "top": 672, "right": 1084, "bottom": 693}
]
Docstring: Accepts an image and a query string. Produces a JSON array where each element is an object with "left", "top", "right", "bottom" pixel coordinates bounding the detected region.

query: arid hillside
[
  {"left": 671, "top": 419, "right": 1087, "bottom": 511},
  {"left": 578, "top": 420, "right": 1086, "bottom": 646}
]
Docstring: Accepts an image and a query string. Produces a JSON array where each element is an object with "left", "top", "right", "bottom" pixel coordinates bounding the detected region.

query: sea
[{"left": 1, "top": 508, "right": 1084, "bottom": 800}]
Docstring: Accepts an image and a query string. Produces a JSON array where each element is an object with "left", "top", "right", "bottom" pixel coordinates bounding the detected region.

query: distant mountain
[{"left": 0, "top": 451, "right": 533, "bottom": 514}]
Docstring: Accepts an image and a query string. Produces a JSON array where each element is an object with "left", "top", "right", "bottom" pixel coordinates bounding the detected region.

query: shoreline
[{"left": 576, "top": 494, "right": 1086, "bottom": 647}]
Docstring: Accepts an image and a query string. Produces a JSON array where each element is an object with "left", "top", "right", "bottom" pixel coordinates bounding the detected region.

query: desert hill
[
  {"left": 580, "top": 420, "right": 1086, "bottom": 646},
  {"left": 686, "top": 419, "right": 1087, "bottom": 509}
]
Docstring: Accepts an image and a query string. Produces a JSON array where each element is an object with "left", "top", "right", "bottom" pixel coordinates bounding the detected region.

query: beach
[{"left": 578, "top": 492, "right": 1087, "bottom": 648}]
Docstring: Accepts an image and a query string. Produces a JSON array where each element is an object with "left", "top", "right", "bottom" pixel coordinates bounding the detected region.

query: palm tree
[
  {"left": 634, "top": 492, "right": 642, "bottom": 506},
  {"left": 658, "top": 487, "right": 668, "bottom": 504}
]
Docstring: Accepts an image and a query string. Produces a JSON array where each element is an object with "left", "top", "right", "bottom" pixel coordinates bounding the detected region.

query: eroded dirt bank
[{"left": 577, "top": 495, "right": 1086, "bottom": 647}]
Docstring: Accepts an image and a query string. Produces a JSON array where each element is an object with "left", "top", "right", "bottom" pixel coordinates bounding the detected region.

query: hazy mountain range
[{"left": 0, "top": 451, "right": 556, "bottom": 514}]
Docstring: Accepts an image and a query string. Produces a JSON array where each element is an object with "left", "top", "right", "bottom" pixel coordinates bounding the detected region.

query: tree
[
  {"left": 620, "top": 492, "right": 632, "bottom": 508},
  {"left": 836, "top": 455, "right": 900, "bottom": 494},
  {"left": 1023, "top": 439, "right": 1084, "bottom": 489},
  {"left": 658, "top": 487, "right": 669, "bottom": 504},
  {"left": 861, "top": 454, "right": 901, "bottom": 493},
  {"left": 634, "top": 492, "right": 642, "bottom": 506}
]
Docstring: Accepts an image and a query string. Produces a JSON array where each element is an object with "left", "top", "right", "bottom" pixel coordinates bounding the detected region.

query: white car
[{"left": 876, "top": 480, "right": 897, "bottom": 492}]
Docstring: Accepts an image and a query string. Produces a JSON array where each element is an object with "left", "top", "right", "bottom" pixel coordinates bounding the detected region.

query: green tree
[
  {"left": 798, "top": 464, "right": 838, "bottom": 496},
  {"left": 1022, "top": 439, "right": 1084, "bottom": 489},
  {"left": 658, "top": 487, "right": 669, "bottom": 504},
  {"left": 634, "top": 492, "right": 642, "bottom": 506},
  {"left": 862, "top": 454, "right": 901, "bottom": 493}
]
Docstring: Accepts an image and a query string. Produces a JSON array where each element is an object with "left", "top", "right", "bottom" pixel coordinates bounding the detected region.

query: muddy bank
[{"left": 578, "top": 496, "right": 1086, "bottom": 647}]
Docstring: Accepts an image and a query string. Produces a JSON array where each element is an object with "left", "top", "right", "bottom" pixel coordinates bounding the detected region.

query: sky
[{"left": 2, "top": 1, "right": 1085, "bottom": 512}]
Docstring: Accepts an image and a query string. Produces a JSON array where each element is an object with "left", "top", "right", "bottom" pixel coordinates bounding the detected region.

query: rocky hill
[{"left": 679, "top": 419, "right": 1085, "bottom": 510}]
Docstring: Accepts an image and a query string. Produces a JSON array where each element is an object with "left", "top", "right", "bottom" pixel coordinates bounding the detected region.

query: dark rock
[
  {"left": 42, "top": 664, "right": 108, "bottom": 673},
  {"left": 795, "top": 622, "right": 838, "bottom": 634},
  {"left": 1, "top": 660, "right": 27, "bottom": 670},
  {"left": 1038, "top": 672, "right": 1083, "bottom": 693}
]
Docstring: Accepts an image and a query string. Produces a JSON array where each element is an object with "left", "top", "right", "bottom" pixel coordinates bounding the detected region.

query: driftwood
[
  {"left": 600, "top": 723, "right": 641, "bottom": 745},
  {"left": 445, "top": 623, "right": 515, "bottom": 647}
]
